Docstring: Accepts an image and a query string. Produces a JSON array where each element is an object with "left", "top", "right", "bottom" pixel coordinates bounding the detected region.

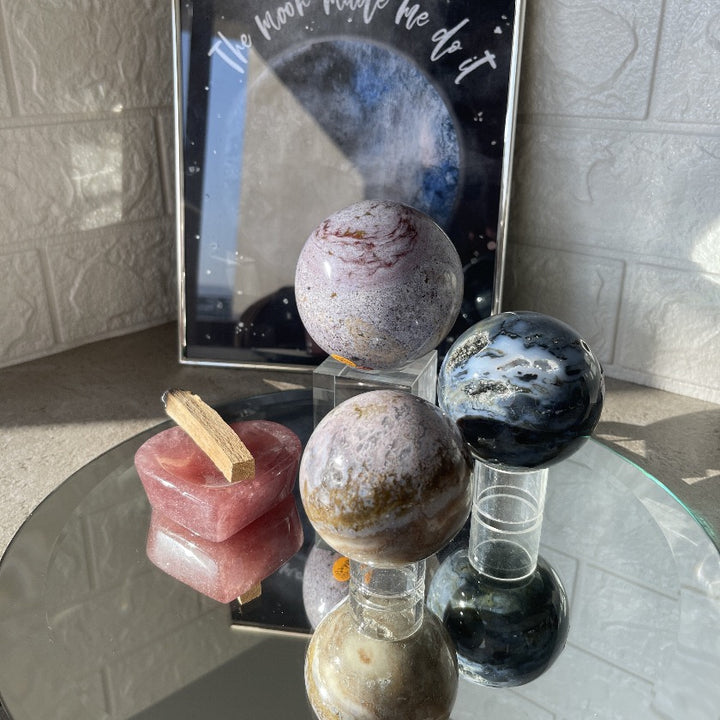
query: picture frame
[{"left": 173, "top": 0, "right": 526, "bottom": 369}]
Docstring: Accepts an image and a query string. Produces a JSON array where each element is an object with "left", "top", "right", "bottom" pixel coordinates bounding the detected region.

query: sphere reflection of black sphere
[
  {"left": 438, "top": 311, "right": 605, "bottom": 469},
  {"left": 428, "top": 550, "right": 569, "bottom": 687}
]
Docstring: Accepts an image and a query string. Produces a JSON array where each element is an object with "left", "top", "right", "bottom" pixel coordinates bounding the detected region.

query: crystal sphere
[
  {"left": 427, "top": 550, "right": 568, "bottom": 687},
  {"left": 299, "top": 389, "right": 473, "bottom": 566},
  {"left": 306, "top": 597, "right": 458, "bottom": 720},
  {"left": 438, "top": 311, "right": 604, "bottom": 469},
  {"left": 302, "top": 544, "right": 350, "bottom": 629},
  {"left": 295, "top": 199, "right": 463, "bottom": 370}
]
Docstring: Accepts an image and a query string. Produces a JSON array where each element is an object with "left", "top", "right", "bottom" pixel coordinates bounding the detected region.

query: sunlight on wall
[
  {"left": 691, "top": 216, "right": 720, "bottom": 282},
  {"left": 71, "top": 131, "right": 123, "bottom": 230}
]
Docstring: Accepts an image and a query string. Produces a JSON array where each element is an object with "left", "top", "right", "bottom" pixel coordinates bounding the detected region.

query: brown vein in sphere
[
  {"left": 304, "top": 445, "right": 464, "bottom": 533},
  {"left": 316, "top": 205, "right": 419, "bottom": 276}
]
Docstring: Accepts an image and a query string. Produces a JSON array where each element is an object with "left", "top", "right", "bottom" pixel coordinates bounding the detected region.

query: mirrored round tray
[{"left": 0, "top": 390, "right": 718, "bottom": 719}]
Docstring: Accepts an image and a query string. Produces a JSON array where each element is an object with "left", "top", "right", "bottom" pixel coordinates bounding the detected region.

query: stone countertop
[{"left": 1, "top": 322, "right": 718, "bottom": 559}]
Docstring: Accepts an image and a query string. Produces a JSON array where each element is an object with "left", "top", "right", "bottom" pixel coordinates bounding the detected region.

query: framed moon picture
[{"left": 173, "top": 0, "right": 526, "bottom": 369}]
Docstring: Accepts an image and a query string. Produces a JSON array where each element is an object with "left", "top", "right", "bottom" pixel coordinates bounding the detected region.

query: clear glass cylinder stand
[
  {"left": 469, "top": 462, "right": 548, "bottom": 582},
  {"left": 349, "top": 559, "right": 426, "bottom": 641}
]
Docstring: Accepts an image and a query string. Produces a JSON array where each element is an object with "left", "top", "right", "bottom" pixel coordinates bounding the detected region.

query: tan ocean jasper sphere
[
  {"left": 299, "top": 389, "right": 473, "bottom": 566},
  {"left": 305, "top": 598, "right": 458, "bottom": 720}
]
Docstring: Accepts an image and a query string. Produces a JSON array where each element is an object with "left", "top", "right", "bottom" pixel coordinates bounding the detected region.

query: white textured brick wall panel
[
  {"left": 5, "top": 0, "right": 172, "bottom": 115},
  {"left": 510, "top": 125, "right": 720, "bottom": 273},
  {"left": 84, "top": 495, "right": 155, "bottom": 589},
  {"left": 107, "top": 610, "right": 254, "bottom": 717},
  {"left": 615, "top": 264, "right": 720, "bottom": 402},
  {"left": 543, "top": 470, "right": 679, "bottom": 595},
  {"left": 651, "top": 640, "right": 720, "bottom": 720},
  {"left": 0, "top": 250, "right": 56, "bottom": 362},
  {"left": 454, "top": 683, "right": 556, "bottom": 719},
  {"left": 0, "top": 118, "right": 164, "bottom": 244},
  {"left": 519, "top": 0, "right": 662, "bottom": 119},
  {"left": 571, "top": 565, "right": 678, "bottom": 680},
  {"left": 652, "top": 0, "right": 720, "bottom": 124},
  {"left": 504, "top": 242, "right": 624, "bottom": 364},
  {"left": 0, "top": 56, "right": 13, "bottom": 116},
  {"left": 157, "top": 110, "right": 176, "bottom": 215},
  {"left": 46, "top": 221, "right": 175, "bottom": 344},
  {"left": 515, "top": 644, "right": 655, "bottom": 719},
  {"left": 45, "top": 569, "right": 213, "bottom": 681}
]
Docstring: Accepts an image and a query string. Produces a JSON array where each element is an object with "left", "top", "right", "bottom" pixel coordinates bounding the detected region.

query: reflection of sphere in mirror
[
  {"left": 438, "top": 311, "right": 604, "bottom": 468},
  {"left": 234, "top": 285, "right": 307, "bottom": 352},
  {"left": 306, "top": 597, "right": 458, "bottom": 720},
  {"left": 299, "top": 390, "right": 472, "bottom": 565},
  {"left": 462, "top": 256, "right": 495, "bottom": 323},
  {"left": 302, "top": 544, "right": 350, "bottom": 629},
  {"left": 427, "top": 551, "right": 569, "bottom": 687},
  {"left": 295, "top": 200, "right": 463, "bottom": 370}
]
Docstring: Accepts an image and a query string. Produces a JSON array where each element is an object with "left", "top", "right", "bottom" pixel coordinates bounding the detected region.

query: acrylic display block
[
  {"left": 470, "top": 464, "right": 548, "bottom": 582},
  {"left": 312, "top": 350, "right": 437, "bottom": 425}
]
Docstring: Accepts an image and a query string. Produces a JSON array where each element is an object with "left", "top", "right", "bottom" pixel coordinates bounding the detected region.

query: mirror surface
[{"left": 1, "top": 391, "right": 719, "bottom": 719}]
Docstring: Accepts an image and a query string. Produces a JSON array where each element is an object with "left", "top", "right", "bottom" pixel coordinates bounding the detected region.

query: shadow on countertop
[
  {"left": 2, "top": 324, "right": 718, "bottom": 544},
  {"left": 596, "top": 402, "right": 720, "bottom": 548},
  {"left": 0, "top": 323, "right": 312, "bottom": 429}
]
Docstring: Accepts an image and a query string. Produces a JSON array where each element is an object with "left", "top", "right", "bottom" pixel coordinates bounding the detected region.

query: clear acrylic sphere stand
[{"left": 470, "top": 463, "right": 548, "bottom": 582}]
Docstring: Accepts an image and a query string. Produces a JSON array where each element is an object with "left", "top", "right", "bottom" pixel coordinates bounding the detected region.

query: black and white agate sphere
[{"left": 438, "top": 311, "right": 604, "bottom": 469}]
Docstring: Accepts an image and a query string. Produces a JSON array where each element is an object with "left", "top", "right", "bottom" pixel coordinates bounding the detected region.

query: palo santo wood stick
[
  {"left": 162, "top": 388, "right": 255, "bottom": 482},
  {"left": 237, "top": 582, "right": 262, "bottom": 605}
]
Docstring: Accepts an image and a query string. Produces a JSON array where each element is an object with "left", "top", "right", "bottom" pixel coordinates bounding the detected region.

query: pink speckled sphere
[
  {"left": 295, "top": 200, "right": 463, "bottom": 370},
  {"left": 299, "top": 390, "right": 473, "bottom": 566}
]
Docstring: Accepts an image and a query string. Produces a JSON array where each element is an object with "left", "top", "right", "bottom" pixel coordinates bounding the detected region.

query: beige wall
[
  {"left": 1, "top": 1, "right": 718, "bottom": 403},
  {"left": 0, "top": 1, "right": 176, "bottom": 366},
  {"left": 504, "top": 0, "right": 720, "bottom": 403}
]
